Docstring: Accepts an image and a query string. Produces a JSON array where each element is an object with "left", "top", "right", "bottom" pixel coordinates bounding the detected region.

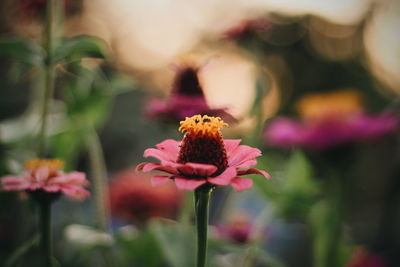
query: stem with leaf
[
  {"left": 38, "top": 0, "right": 57, "bottom": 156},
  {"left": 195, "top": 186, "right": 212, "bottom": 267},
  {"left": 313, "top": 174, "right": 344, "bottom": 267},
  {"left": 5, "top": 235, "right": 39, "bottom": 267},
  {"left": 86, "top": 125, "right": 109, "bottom": 231},
  {"left": 36, "top": 0, "right": 58, "bottom": 266}
]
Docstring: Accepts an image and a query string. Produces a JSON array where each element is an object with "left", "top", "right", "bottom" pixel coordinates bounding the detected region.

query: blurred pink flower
[
  {"left": 221, "top": 18, "right": 271, "bottom": 40},
  {"left": 17, "top": 0, "right": 70, "bottom": 18},
  {"left": 264, "top": 90, "right": 398, "bottom": 150},
  {"left": 217, "top": 213, "right": 254, "bottom": 243},
  {"left": 109, "top": 167, "right": 182, "bottom": 224},
  {"left": 1, "top": 159, "right": 90, "bottom": 201},
  {"left": 146, "top": 65, "right": 236, "bottom": 123},
  {"left": 138, "top": 115, "right": 269, "bottom": 191},
  {"left": 347, "top": 248, "right": 388, "bottom": 267},
  {"left": 265, "top": 113, "right": 398, "bottom": 150}
]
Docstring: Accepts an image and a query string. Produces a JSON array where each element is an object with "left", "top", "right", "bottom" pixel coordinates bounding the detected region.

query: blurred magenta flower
[
  {"left": 17, "top": 0, "right": 70, "bottom": 18},
  {"left": 109, "top": 167, "right": 182, "bottom": 224},
  {"left": 264, "top": 90, "right": 398, "bottom": 150},
  {"left": 217, "top": 212, "right": 253, "bottom": 243},
  {"left": 347, "top": 247, "right": 389, "bottom": 267},
  {"left": 138, "top": 115, "right": 270, "bottom": 191},
  {"left": 221, "top": 18, "right": 271, "bottom": 40},
  {"left": 145, "top": 65, "right": 236, "bottom": 123},
  {"left": 1, "top": 159, "right": 90, "bottom": 200}
]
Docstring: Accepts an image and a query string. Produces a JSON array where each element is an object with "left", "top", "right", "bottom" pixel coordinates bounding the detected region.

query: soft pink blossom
[
  {"left": 109, "top": 167, "right": 182, "bottom": 224},
  {"left": 17, "top": 0, "right": 72, "bottom": 19},
  {"left": 216, "top": 212, "right": 254, "bottom": 243},
  {"left": 347, "top": 247, "right": 389, "bottom": 267},
  {"left": 1, "top": 160, "right": 90, "bottom": 200},
  {"left": 264, "top": 113, "right": 398, "bottom": 150},
  {"left": 145, "top": 65, "right": 236, "bottom": 123},
  {"left": 221, "top": 18, "right": 272, "bottom": 40},
  {"left": 138, "top": 138, "right": 270, "bottom": 191}
]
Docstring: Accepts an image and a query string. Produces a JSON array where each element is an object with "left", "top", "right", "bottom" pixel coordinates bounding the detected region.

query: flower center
[
  {"left": 296, "top": 90, "right": 363, "bottom": 121},
  {"left": 178, "top": 115, "right": 229, "bottom": 176},
  {"left": 173, "top": 66, "right": 204, "bottom": 96},
  {"left": 24, "top": 158, "right": 64, "bottom": 172}
]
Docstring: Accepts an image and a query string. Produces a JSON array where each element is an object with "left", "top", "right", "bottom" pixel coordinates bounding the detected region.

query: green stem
[
  {"left": 195, "top": 187, "right": 212, "bottom": 267},
  {"left": 39, "top": 199, "right": 53, "bottom": 267},
  {"left": 38, "top": 0, "right": 56, "bottom": 157},
  {"left": 86, "top": 127, "right": 109, "bottom": 231},
  {"left": 324, "top": 178, "right": 343, "bottom": 267}
]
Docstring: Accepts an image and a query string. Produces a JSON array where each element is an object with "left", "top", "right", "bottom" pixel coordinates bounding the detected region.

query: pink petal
[
  {"left": 236, "top": 159, "right": 258, "bottom": 169},
  {"left": 1, "top": 175, "right": 30, "bottom": 190},
  {"left": 174, "top": 177, "right": 206, "bottom": 190},
  {"left": 224, "top": 139, "right": 241, "bottom": 155},
  {"left": 61, "top": 185, "right": 90, "bottom": 200},
  {"left": 43, "top": 185, "right": 60, "bottom": 192},
  {"left": 136, "top": 162, "right": 149, "bottom": 171},
  {"left": 151, "top": 175, "right": 171, "bottom": 186},
  {"left": 264, "top": 118, "right": 305, "bottom": 147},
  {"left": 138, "top": 162, "right": 178, "bottom": 174},
  {"left": 144, "top": 148, "right": 172, "bottom": 162},
  {"left": 50, "top": 172, "right": 88, "bottom": 185},
  {"left": 155, "top": 139, "right": 181, "bottom": 158},
  {"left": 144, "top": 139, "right": 180, "bottom": 163},
  {"left": 230, "top": 177, "right": 253, "bottom": 191},
  {"left": 237, "top": 168, "right": 270, "bottom": 179},
  {"left": 207, "top": 167, "right": 237, "bottom": 186},
  {"left": 177, "top": 163, "right": 217, "bottom": 177},
  {"left": 228, "top": 145, "right": 262, "bottom": 168},
  {"left": 65, "top": 172, "right": 87, "bottom": 184},
  {"left": 34, "top": 166, "right": 50, "bottom": 183}
]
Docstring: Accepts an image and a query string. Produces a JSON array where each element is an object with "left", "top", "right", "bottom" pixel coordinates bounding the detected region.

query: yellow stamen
[
  {"left": 24, "top": 158, "right": 64, "bottom": 170},
  {"left": 296, "top": 90, "right": 363, "bottom": 121},
  {"left": 179, "top": 115, "right": 228, "bottom": 136}
]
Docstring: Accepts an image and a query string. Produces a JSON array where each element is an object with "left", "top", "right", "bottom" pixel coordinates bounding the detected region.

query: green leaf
[
  {"left": 8, "top": 61, "right": 37, "bottom": 83},
  {"left": 0, "top": 39, "right": 43, "bottom": 65},
  {"left": 150, "top": 220, "right": 196, "bottom": 267},
  {"left": 250, "top": 80, "right": 264, "bottom": 115},
  {"left": 284, "top": 150, "right": 316, "bottom": 194},
  {"left": 255, "top": 150, "right": 318, "bottom": 220},
  {"left": 5, "top": 234, "right": 40, "bottom": 267},
  {"left": 53, "top": 35, "right": 108, "bottom": 64},
  {"left": 50, "top": 126, "right": 84, "bottom": 171},
  {"left": 115, "top": 229, "right": 164, "bottom": 267},
  {"left": 249, "top": 76, "right": 270, "bottom": 116},
  {"left": 277, "top": 150, "right": 318, "bottom": 220},
  {"left": 252, "top": 153, "right": 285, "bottom": 201}
]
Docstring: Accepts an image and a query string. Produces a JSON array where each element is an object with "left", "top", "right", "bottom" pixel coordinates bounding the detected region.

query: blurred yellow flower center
[
  {"left": 179, "top": 115, "right": 228, "bottom": 136},
  {"left": 296, "top": 90, "right": 363, "bottom": 121},
  {"left": 24, "top": 158, "right": 64, "bottom": 171}
]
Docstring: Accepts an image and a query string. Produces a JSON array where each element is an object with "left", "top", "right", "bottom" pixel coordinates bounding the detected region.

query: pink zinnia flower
[
  {"left": 264, "top": 90, "right": 399, "bottom": 150},
  {"left": 216, "top": 212, "right": 254, "bottom": 243},
  {"left": 1, "top": 159, "right": 90, "bottom": 200},
  {"left": 138, "top": 115, "right": 270, "bottom": 191},
  {"left": 109, "top": 167, "right": 182, "bottom": 224},
  {"left": 347, "top": 247, "right": 389, "bottom": 267},
  {"left": 146, "top": 65, "right": 236, "bottom": 123}
]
